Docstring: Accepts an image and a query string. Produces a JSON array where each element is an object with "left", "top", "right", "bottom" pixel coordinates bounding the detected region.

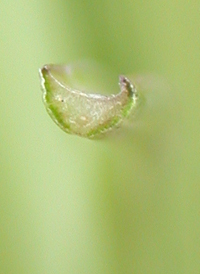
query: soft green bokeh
[{"left": 0, "top": 1, "right": 200, "bottom": 273}]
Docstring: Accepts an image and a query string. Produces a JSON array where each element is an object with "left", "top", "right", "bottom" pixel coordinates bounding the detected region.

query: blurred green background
[{"left": 1, "top": 1, "right": 200, "bottom": 273}]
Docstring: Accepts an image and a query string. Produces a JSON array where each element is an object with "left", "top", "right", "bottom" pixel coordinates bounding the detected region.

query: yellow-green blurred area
[{"left": 0, "top": 1, "right": 200, "bottom": 273}]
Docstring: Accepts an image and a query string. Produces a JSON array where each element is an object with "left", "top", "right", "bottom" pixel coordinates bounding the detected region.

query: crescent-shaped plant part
[{"left": 39, "top": 64, "right": 139, "bottom": 139}]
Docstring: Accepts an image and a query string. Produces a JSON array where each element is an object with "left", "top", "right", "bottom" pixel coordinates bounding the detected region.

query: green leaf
[{"left": 39, "top": 63, "right": 139, "bottom": 139}]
